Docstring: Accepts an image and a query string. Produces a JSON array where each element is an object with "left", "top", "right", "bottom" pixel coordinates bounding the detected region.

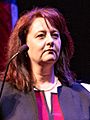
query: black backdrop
[{"left": 17, "top": 0, "right": 90, "bottom": 83}]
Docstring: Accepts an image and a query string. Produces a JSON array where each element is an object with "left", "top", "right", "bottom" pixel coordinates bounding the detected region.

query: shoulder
[
  {"left": 0, "top": 81, "right": 22, "bottom": 108},
  {"left": 58, "top": 82, "right": 90, "bottom": 120},
  {"left": 0, "top": 81, "right": 38, "bottom": 120},
  {"left": 0, "top": 81, "right": 35, "bottom": 104},
  {"left": 58, "top": 82, "right": 90, "bottom": 101},
  {"left": 0, "top": 80, "right": 35, "bottom": 99},
  {"left": 0, "top": 80, "right": 18, "bottom": 97},
  {"left": 71, "top": 82, "right": 90, "bottom": 95},
  {"left": 69, "top": 82, "right": 90, "bottom": 97},
  {"left": 80, "top": 83, "right": 90, "bottom": 92},
  {"left": 71, "top": 82, "right": 90, "bottom": 101},
  {"left": 58, "top": 82, "right": 90, "bottom": 93}
]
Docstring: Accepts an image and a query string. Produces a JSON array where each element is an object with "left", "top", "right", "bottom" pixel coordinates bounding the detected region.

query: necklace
[{"left": 33, "top": 77, "right": 58, "bottom": 92}]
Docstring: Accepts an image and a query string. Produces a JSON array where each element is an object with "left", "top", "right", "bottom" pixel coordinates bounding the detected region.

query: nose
[{"left": 46, "top": 35, "right": 54, "bottom": 47}]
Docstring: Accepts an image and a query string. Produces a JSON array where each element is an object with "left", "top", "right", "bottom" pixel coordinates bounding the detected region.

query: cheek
[
  {"left": 27, "top": 41, "right": 43, "bottom": 59},
  {"left": 26, "top": 40, "right": 35, "bottom": 58},
  {"left": 27, "top": 48, "right": 32, "bottom": 58},
  {"left": 56, "top": 40, "right": 61, "bottom": 54}
]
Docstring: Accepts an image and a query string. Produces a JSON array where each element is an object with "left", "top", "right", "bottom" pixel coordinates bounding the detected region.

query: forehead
[{"left": 29, "top": 17, "right": 58, "bottom": 33}]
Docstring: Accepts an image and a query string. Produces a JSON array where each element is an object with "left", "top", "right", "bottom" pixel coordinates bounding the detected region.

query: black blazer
[{"left": 0, "top": 81, "right": 90, "bottom": 120}]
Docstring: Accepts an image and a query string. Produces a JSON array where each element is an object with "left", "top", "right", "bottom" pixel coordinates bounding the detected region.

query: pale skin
[{"left": 26, "top": 17, "right": 61, "bottom": 90}]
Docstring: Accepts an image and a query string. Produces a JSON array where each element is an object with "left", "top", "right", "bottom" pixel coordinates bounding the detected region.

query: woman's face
[{"left": 26, "top": 17, "right": 61, "bottom": 66}]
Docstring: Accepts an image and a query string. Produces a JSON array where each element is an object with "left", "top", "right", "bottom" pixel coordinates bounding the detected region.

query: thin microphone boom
[{"left": 0, "top": 44, "right": 29, "bottom": 99}]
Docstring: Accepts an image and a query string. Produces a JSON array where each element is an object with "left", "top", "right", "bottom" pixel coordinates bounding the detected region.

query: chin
[{"left": 43, "top": 58, "right": 57, "bottom": 64}]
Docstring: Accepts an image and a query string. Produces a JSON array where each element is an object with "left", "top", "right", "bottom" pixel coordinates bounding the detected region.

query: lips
[{"left": 43, "top": 49, "right": 56, "bottom": 54}]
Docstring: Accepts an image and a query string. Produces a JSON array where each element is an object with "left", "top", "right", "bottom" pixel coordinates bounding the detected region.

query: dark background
[{"left": 17, "top": 0, "right": 90, "bottom": 83}]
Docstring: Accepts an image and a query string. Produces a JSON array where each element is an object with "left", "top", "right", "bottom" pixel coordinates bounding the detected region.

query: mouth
[{"left": 43, "top": 49, "right": 56, "bottom": 54}]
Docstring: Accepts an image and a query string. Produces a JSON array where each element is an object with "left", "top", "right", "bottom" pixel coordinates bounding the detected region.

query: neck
[{"left": 31, "top": 63, "right": 55, "bottom": 89}]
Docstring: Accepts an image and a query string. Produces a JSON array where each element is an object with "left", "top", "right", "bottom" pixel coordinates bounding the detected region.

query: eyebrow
[
  {"left": 36, "top": 29, "right": 59, "bottom": 34},
  {"left": 35, "top": 30, "right": 46, "bottom": 36},
  {"left": 37, "top": 30, "right": 46, "bottom": 33}
]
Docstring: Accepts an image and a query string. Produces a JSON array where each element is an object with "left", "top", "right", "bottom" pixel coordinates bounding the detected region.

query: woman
[{"left": 0, "top": 7, "right": 90, "bottom": 120}]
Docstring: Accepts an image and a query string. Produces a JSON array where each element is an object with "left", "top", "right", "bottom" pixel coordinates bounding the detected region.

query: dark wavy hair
[{"left": 7, "top": 7, "right": 75, "bottom": 91}]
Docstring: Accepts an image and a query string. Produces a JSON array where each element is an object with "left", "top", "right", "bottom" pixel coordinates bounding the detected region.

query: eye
[
  {"left": 52, "top": 32, "right": 60, "bottom": 39},
  {"left": 36, "top": 33, "right": 45, "bottom": 39}
]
